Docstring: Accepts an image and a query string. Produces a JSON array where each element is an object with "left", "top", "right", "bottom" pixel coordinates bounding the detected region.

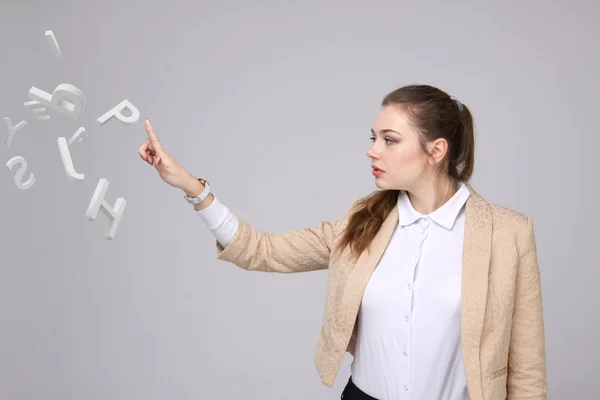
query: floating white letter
[
  {"left": 97, "top": 99, "right": 140, "bottom": 126},
  {"left": 28, "top": 83, "right": 86, "bottom": 120},
  {"left": 57, "top": 127, "right": 88, "bottom": 181},
  {"left": 85, "top": 178, "right": 127, "bottom": 239},
  {"left": 4, "top": 117, "right": 28, "bottom": 147},
  {"left": 6, "top": 156, "right": 36, "bottom": 190},
  {"left": 45, "top": 30, "right": 62, "bottom": 59}
]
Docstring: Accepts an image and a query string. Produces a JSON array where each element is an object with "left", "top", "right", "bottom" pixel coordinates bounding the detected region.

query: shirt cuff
[{"left": 196, "top": 195, "right": 239, "bottom": 247}]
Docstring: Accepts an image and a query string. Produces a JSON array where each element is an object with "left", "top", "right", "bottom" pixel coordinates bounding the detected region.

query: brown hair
[{"left": 333, "top": 84, "right": 475, "bottom": 262}]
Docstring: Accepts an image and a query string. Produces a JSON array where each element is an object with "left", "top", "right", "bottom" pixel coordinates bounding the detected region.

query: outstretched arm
[{"left": 214, "top": 215, "right": 345, "bottom": 273}]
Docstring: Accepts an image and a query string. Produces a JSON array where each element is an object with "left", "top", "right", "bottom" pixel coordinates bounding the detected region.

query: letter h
[{"left": 85, "top": 178, "right": 127, "bottom": 239}]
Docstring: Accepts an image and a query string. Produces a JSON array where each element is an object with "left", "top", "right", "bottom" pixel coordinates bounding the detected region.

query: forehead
[{"left": 372, "top": 105, "right": 414, "bottom": 135}]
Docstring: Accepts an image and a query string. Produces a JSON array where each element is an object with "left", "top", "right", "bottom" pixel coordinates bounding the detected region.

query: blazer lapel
[{"left": 461, "top": 184, "right": 493, "bottom": 400}]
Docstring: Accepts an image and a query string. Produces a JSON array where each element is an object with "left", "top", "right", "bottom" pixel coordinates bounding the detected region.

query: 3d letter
[
  {"left": 45, "top": 30, "right": 62, "bottom": 59},
  {"left": 97, "top": 100, "right": 140, "bottom": 126},
  {"left": 6, "top": 156, "right": 35, "bottom": 190},
  {"left": 28, "top": 83, "right": 86, "bottom": 120},
  {"left": 24, "top": 100, "right": 50, "bottom": 121},
  {"left": 67, "top": 126, "right": 89, "bottom": 146},
  {"left": 57, "top": 127, "right": 88, "bottom": 181},
  {"left": 4, "top": 117, "right": 28, "bottom": 147},
  {"left": 85, "top": 178, "right": 127, "bottom": 240}
]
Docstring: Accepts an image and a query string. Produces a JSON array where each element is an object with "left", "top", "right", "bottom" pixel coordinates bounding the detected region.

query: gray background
[{"left": 1, "top": 0, "right": 598, "bottom": 399}]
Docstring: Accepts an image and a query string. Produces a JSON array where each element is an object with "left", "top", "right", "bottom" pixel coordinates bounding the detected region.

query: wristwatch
[{"left": 183, "top": 178, "right": 211, "bottom": 205}]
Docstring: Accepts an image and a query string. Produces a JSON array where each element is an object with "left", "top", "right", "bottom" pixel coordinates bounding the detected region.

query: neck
[{"left": 407, "top": 178, "right": 458, "bottom": 215}]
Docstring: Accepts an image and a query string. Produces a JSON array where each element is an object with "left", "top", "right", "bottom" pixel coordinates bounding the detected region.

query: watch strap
[{"left": 184, "top": 178, "right": 211, "bottom": 204}]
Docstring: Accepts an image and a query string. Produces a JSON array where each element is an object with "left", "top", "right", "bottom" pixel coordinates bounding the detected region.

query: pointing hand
[{"left": 138, "top": 118, "right": 193, "bottom": 190}]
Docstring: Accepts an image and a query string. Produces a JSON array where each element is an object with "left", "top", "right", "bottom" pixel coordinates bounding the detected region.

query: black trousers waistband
[{"left": 341, "top": 376, "right": 379, "bottom": 400}]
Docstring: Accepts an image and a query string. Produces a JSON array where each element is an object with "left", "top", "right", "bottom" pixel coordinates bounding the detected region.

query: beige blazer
[{"left": 214, "top": 184, "right": 547, "bottom": 400}]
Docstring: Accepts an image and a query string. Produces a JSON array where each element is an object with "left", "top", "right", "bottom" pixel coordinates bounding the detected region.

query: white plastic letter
[
  {"left": 57, "top": 141, "right": 83, "bottom": 182},
  {"left": 85, "top": 178, "right": 127, "bottom": 240},
  {"left": 58, "top": 127, "right": 92, "bottom": 181},
  {"left": 67, "top": 126, "right": 89, "bottom": 146},
  {"left": 45, "top": 30, "right": 62, "bottom": 59},
  {"left": 6, "top": 156, "right": 36, "bottom": 190},
  {"left": 24, "top": 100, "right": 50, "bottom": 121},
  {"left": 4, "top": 117, "right": 28, "bottom": 147},
  {"left": 97, "top": 99, "right": 140, "bottom": 126},
  {"left": 28, "top": 83, "right": 86, "bottom": 120}
]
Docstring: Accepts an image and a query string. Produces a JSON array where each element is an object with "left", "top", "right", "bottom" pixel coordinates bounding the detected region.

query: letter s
[{"left": 6, "top": 156, "right": 36, "bottom": 190}]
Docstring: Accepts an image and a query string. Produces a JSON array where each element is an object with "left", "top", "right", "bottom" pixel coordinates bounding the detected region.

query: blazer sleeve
[
  {"left": 213, "top": 201, "right": 356, "bottom": 273},
  {"left": 507, "top": 216, "right": 548, "bottom": 399}
]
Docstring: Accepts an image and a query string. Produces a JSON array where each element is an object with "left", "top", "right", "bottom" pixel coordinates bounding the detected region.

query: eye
[
  {"left": 369, "top": 136, "right": 396, "bottom": 145},
  {"left": 385, "top": 138, "right": 396, "bottom": 144}
]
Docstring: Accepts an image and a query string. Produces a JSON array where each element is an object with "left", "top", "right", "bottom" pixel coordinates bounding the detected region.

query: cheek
[{"left": 389, "top": 145, "right": 423, "bottom": 170}]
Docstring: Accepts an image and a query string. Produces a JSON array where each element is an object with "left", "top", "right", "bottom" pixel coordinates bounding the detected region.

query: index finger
[{"left": 145, "top": 118, "right": 162, "bottom": 150}]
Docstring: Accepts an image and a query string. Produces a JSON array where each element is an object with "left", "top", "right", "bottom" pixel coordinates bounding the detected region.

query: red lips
[{"left": 371, "top": 164, "right": 384, "bottom": 172}]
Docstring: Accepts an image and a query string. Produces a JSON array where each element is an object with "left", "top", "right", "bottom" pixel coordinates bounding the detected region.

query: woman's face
[{"left": 366, "top": 105, "right": 437, "bottom": 191}]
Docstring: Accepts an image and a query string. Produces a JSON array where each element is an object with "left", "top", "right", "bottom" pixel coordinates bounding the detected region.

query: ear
[{"left": 427, "top": 138, "right": 449, "bottom": 164}]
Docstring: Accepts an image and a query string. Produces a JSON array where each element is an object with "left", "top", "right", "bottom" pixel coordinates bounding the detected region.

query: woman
[{"left": 138, "top": 84, "right": 547, "bottom": 400}]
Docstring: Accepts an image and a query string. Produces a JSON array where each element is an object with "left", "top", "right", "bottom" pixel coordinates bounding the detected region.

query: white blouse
[{"left": 197, "top": 183, "right": 472, "bottom": 400}]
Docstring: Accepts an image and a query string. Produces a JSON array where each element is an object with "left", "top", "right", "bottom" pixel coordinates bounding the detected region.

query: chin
[
  {"left": 374, "top": 179, "right": 392, "bottom": 189},
  {"left": 375, "top": 177, "right": 406, "bottom": 191}
]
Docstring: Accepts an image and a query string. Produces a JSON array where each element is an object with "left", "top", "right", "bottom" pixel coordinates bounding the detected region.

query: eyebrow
[{"left": 371, "top": 128, "right": 402, "bottom": 136}]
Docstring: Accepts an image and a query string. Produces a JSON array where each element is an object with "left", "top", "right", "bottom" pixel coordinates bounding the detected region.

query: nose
[{"left": 366, "top": 147, "right": 379, "bottom": 160}]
